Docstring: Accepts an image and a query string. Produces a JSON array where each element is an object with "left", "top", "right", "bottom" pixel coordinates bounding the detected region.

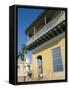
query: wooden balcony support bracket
[
  {"left": 49, "top": 30, "right": 55, "bottom": 37},
  {"left": 53, "top": 28, "right": 59, "bottom": 35},
  {"left": 57, "top": 25, "right": 63, "bottom": 33}
]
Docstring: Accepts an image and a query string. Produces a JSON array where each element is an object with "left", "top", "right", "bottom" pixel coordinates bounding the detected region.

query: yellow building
[{"left": 25, "top": 10, "right": 65, "bottom": 81}]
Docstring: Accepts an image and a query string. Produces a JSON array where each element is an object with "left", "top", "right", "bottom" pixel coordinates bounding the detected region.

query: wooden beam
[
  {"left": 53, "top": 28, "right": 59, "bottom": 35},
  {"left": 49, "top": 30, "right": 55, "bottom": 37},
  {"left": 45, "top": 34, "right": 50, "bottom": 39},
  {"left": 58, "top": 25, "right": 63, "bottom": 33},
  {"left": 39, "top": 38, "right": 44, "bottom": 43},
  {"left": 62, "top": 21, "right": 65, "bottom": 25}
]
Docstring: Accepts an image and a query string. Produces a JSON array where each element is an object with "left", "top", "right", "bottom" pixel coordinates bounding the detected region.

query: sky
[{"left": 17, "top": 7, "right": 44, "bottom": 63}]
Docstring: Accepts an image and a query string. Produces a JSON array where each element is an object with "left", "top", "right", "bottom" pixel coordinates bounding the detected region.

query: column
[
  {"left": 34, "top": 26, "right": 36, "bottom": 35},
  {"left": 44, "top": 16, "right": 46, "bottom": 25},
  {"left": 27, "top": 33, "right": 29, "bottom": 40}
]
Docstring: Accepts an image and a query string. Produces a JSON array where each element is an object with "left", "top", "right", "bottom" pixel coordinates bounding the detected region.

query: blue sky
[{"left": 17, "top": 7, "right": 44, "bottom": 63}]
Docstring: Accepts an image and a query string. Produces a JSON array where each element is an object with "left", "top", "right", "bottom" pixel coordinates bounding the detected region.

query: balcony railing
[{"left": 26, "top": 11, "right": 65, "bottom": 46}]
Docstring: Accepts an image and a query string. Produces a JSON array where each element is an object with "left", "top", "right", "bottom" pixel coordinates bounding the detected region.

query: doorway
[{"left": 37, "top": 55, "right": 43, "bottom": 80}]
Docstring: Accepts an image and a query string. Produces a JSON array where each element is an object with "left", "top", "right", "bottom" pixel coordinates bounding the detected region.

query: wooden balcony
[{"left": 26, "top": 11, "right": 65, "bottom": 50}]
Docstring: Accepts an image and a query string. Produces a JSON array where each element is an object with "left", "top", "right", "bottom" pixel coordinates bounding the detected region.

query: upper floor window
[
  {"left": 46, "top": 10, "right": 61, "bottom": 24},
  {"left": 52, "top": 47, "right": 63, "bottom": 72}
]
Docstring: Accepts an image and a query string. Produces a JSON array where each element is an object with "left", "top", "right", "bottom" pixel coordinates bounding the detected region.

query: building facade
[
  {"left": 25, "top": 10, "right": 65, "bottom": 80},
  {"left": 17, "top": 56, "right": 32, "bottom": 82}
]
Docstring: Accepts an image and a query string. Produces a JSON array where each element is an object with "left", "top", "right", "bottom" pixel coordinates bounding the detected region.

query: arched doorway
[{"left": 37, "top": 55, "right": 43, "bottom": 80}]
